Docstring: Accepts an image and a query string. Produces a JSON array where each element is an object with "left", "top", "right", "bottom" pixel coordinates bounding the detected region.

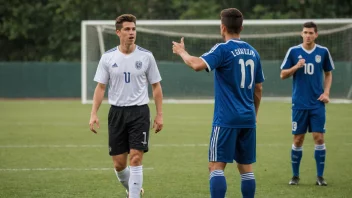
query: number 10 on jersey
[
  {"left": 239, "top": 59, "right": 254, "bottom": 89},
  {"left": 304, "top": 63, "right": 314, "bottom": 75}
]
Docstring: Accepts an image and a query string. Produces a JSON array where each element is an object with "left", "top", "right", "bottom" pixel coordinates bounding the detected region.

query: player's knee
[
  {"left": 208, "top": 162, "right": 226, "bottom": 173},
  {"left": 293, "top": 136, "right": 304, "bottom": 147},
  {"left": 314, "top": 137, "right": 324, "bottom": 145},
  {"left": 313, "top": 133, "right": 324, "bottom": 145},
  {"left": 113, "top": 160, "right": 127, "bottom": 172},
  {"left": 129, "top": 153, "right": 143, "bottom": 166}
]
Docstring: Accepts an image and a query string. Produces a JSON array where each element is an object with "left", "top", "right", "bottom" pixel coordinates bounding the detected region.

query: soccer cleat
[
  {"left": 316, "top": 176, "right": 327, "bottom": 186},
  {"left": 289, "top": 176, "right": 300, "bottom": 185},
  {"left": 126, "top": 188, "right": 145, "bottom": 198}
]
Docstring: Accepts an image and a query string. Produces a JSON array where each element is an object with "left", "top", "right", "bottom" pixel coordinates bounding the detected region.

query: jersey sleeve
[
  {"left": 147, "top": 54, "right": 162, "bottom": 84},
  {"left": 255, "top": 55, "right": 265, "bottom": 84},
  {"left": 323, "top": 48, "right": 335, "bottom": 72},
  {"left": 200, "top": 43, "right": 223, "bottom": 72},
  {"left": 94, "top": 55, "right": 109, "bottom": 84},
  {"left": 280, "top": 48, "right": 294, "bottom": 70}
]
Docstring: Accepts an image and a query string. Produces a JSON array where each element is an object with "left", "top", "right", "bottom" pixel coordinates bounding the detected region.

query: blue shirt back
[
  {"left": 281, "top": 44, "right": 334, "bottom": 109},
  {"left": 201, "top": 39, "right": 265, "bottom": 128}
]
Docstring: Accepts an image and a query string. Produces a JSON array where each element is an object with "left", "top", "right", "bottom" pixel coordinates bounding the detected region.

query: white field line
[
  {"left": 0, "top": 143, "right": 351, "bottom": 148},
  {"left": 0, "top": 167, "right": 154, "bottom": 171}
]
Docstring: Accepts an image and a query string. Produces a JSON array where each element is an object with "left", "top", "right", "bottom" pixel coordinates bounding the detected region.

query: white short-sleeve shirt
[{"left": 94, "top": 45, "right": 162, "bottom": 106}]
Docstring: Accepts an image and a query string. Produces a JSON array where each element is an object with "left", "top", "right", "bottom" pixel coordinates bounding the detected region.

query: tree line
[{"left": 1, "top": 0, "right": 351, "bottom": 61}]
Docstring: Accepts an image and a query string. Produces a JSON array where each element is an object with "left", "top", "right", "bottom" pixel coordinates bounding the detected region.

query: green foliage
[{"left": 1, "top": 0, "right": 351, "bottom": 61}]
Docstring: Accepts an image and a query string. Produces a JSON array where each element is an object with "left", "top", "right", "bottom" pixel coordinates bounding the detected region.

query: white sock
[
  {"left": 129, "top": 165, "right": 143, "bottom": 198},
  {"left": 114, "top": 167, "right": 130, "bottom": 190}
]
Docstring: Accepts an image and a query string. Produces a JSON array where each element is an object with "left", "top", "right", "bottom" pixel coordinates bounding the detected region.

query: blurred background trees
[{"left": 1, "top": 0, "right": 351, "bottom": 61}]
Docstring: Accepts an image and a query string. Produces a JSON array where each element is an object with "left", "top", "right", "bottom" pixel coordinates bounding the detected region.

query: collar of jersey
[
  {"left": 299, "top": 44, "right": 317, "bottom": 54},
  {"left": 117, "top": 45, "right": 137, "bottom": 57}
]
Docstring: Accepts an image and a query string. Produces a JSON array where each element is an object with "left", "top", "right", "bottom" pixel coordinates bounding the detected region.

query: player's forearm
[
  {"left": 179, "top": 51, "right": 204, "bottom": 71},
  {"left": 254, "top": 83, "right": 263, "bottom": 116},
  {"left": 323, "top": 72, "right": 332, "bottom": 95},
  {"left": 280, "top": 65, "right": 300, "bottom": 79},
  {"left": 91, "top": 85, "right": 105, "bottom": 115},
  {"left": 152, "top": 83, "right": 163, "bottom": 116}
]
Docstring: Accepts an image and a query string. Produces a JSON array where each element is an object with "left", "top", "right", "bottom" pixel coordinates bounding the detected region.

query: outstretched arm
[
  {"left": 172, "top": 37, "right": 208, "bottom": 71},
  {"left": 280, "top": 59, "right": 305, "bottom": 79}
]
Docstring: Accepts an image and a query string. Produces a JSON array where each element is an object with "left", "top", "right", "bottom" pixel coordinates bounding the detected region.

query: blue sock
[
  {"left": 209, "top": 170, "right": 226, "bottom": 198},
  {"left": 315, "top": 144, "right": 326, "bottom": 177},
  {"left": 241, "top": 172, "right": 255, "bottom": 198},
  {"left": 291, "top": 144, "right": 303, "bottom": 177}
]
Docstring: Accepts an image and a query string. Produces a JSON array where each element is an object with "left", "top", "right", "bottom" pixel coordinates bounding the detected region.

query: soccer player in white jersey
[
  {"left": 173, "top": 8, "right": 264, "bottom": 198},
  {"left": 89, "top": 14, "right": 163, "bottom": 198},
  {"left": 280, "top": 22, "right": 334, "bottom": 186}
]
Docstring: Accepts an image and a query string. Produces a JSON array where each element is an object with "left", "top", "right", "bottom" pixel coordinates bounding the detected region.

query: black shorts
[{"left": 108, "top": 104, "right": 150, "bottom": 156}]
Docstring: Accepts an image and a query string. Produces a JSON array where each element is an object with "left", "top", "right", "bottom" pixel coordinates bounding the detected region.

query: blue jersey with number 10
[
  {"left": 281, "top": 44, "right": 334, "bottom": 109},
  {"left": 200, "top": 39, "right": 265, "bottom": 128}
]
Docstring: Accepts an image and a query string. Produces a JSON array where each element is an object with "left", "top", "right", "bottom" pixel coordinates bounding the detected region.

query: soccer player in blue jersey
[
  {"left": 280, "top": 22, "right": 334, "bottom": 186},
  {"left": 172, "top": 8, "right": 264, "bottom": 198}
]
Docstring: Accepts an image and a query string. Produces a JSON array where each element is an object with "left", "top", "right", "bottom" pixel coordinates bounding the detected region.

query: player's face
[
  {"left": 116, "top": 22, "right": 136, "bottom": 45},
  {"left": 301, "top": 27, "right": 317, "bottom": 45}
]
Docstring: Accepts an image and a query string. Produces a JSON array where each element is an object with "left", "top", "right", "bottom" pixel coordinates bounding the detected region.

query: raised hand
[{"left": 172, "top": 37, "right": 185, "bottom": 55}]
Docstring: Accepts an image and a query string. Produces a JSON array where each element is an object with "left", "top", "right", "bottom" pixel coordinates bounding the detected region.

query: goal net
[{"left": 81, "top": 19, "right": 352, "bottom": 104}]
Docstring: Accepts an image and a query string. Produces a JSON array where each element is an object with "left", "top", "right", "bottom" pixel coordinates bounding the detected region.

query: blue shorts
[
  {"left": 208, "top": 126, "right": 256, "bottom": 164},
  {"left": 292, "top": 107, "right": 326, "bottom": 135}
]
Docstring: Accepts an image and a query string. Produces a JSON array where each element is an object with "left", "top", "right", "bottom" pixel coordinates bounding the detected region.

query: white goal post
[{"left": 81, "top": 19, "right": 352, "bottom": 104}]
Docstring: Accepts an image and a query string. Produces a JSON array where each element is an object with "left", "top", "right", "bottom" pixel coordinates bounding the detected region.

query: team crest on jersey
[
  {"left": 135, "top": 60, "right": 142, "bottom": 70},
  {"left": 315, "top": 55, "right": 321, "bottom": 63}
]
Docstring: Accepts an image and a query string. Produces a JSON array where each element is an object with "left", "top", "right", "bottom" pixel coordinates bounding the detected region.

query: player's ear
[
  {"left": 116, "top": 30, "right": 120, "bottom": 37},
  {"left": 221, "top": 24, "right": 226, "bottom": 33}
]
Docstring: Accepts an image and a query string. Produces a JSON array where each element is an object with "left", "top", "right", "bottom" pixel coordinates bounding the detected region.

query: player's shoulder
[
  {"left": 136, "top": 45, "right": 153, "bottom": 55},
  {"left": 315, "top": 44, "right": 330, "bottom": 53},
  {"left": 101, "top": 47, "right": 118, "bottom": 59},
  {"left": 104, "top": 47, "right": 117, "bottom": 54},
  {"left": 288, "top": 45, "right": 302, "bottom": 53}
]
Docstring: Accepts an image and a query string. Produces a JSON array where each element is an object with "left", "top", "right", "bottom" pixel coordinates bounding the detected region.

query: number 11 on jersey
[{"left": 239, "top": 59, "right": 254, "bottom": 89}]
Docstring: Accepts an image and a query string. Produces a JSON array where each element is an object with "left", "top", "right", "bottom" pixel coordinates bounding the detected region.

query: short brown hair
[
  {"left": 303, "top": 21, "right": 318, "bottom": 32},
  {"left": 220, "top": 8, "right": 243, "bottom": 34},
  {"left": 115, "top": 14, "right": 137, "bottom": 30}
]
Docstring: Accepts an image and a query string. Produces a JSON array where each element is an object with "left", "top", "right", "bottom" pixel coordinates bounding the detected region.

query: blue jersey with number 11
[
  {"left": 200, "top": 39, "right": 265, "bottom": 128},
  {"left": 281, "top": 44, "right": 334, "bottom": 109}
]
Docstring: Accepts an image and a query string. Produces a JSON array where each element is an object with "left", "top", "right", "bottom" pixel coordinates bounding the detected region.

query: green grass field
[{"left": 0, "top": 100, "right": 351, "bottom": 198}]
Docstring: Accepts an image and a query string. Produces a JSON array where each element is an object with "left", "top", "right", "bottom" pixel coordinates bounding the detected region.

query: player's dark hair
[
  {"left": 115, "top": 14, "right": 136, "bottom": 30},
  {"left": 303, "top": 21, "right": 318, "bottom": 32},
  {"left": 220, "top": 8, "right": 243, "bottom": 34}
]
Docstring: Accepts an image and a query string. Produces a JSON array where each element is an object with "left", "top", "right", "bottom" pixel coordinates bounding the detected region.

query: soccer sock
[
  {"left": 129, "top": 165, "right": 143, "bottom": 198},
  {"left": 241, "top": 172, "right": 256, "bottom": 198},
  {"left": 209, "top": 170, "right": 227, "bottom": 198},
  {"left": 291, "top": 144, "right": 303, "bottom": 177},
  {"left": 315, "top": 144, "right": 326, "bottom": 177},
  {"left": 114, "top": 166, "right": 130, "bottom": 190}
]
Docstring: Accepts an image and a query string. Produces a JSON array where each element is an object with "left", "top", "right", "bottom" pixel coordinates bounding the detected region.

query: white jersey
[{"left": 94, "top": 45, "right": 162, "bottom": 106}]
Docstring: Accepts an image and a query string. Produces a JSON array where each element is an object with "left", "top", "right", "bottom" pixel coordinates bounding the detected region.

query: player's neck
[
  {"left": 118, "top": 44, "right": 136, "bottom": 54},
  {"left": 224, "top": 33, "right": 240, "bottom": 42},
  {"left": 302, "top": 42, "right": 316, "bottom": 51}
]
